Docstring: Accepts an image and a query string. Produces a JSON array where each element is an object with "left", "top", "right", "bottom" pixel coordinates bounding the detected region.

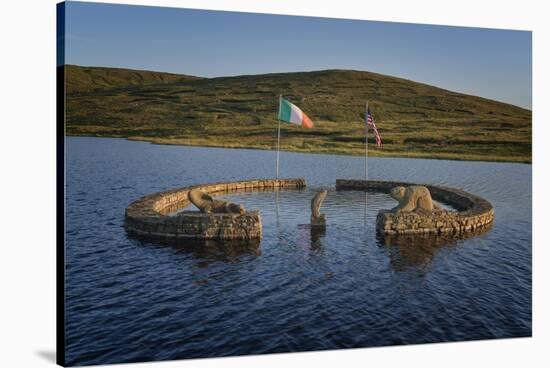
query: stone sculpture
[
  {"left": 389, "top": 185, "right": 439, "bottom": 213},
  {"left": 311, "top": 190, "right": 328, "bottom": 226},
  {"left": 188, "top": 188, "right": 245, "bottom": 214}
]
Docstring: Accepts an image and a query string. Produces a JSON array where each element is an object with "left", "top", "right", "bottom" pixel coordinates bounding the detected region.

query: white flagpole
[
  {"left": 276, "top": 94, "right": 282, "bottom": 179},
  {"left": 365, "top": 102, "right": 369, "bottom": 181}
]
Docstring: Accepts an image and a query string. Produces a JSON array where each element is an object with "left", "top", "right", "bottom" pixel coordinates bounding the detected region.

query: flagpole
[
  {"left": 365, "top": 102, "right": 369, "bottom": 181},
  {"left": 276, "top": 94, "right": 282, "bottom": 179}
]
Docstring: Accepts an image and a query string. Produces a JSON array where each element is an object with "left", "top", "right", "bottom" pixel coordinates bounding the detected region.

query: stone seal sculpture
[
  {"left": 188, "top": 188, "right": 245, "bottom": 214},
  {"left": 311, "top": 190, "right": 328, "bottom": 226},
  {"left": 389, "top": 186, "right": 440, "bottom": 213}
]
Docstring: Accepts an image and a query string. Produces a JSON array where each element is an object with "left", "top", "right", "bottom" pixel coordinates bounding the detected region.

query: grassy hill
[
  {"left": 66, "top": 65, "right": 202, "bottom": 94},
  {"left": 65, "top": 65, "right": 532, "bottom": 163}
]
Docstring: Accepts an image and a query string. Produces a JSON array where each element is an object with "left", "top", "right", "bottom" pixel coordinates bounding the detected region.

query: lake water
[{"left": 65, "top": 137, "right": 532, "bottom": 365}]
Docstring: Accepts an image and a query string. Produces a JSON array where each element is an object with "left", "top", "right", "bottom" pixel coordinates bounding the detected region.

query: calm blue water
[{"left": 65, "top": 137, "right": 532, "bottom": 366}]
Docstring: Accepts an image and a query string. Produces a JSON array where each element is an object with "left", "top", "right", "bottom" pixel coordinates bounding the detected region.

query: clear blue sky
[{"left": 63, "top": 1, "right": 532, "bottom": 109}]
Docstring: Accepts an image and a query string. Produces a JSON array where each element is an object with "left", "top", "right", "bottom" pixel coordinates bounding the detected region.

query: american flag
[{"left": 367, "top": 107, "right": 382, "bottom": 147}]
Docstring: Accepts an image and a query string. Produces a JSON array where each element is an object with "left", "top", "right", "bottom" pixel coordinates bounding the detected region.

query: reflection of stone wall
[
  {"left": 125, "top": 178, "right": 306, "bottom": 240},
  {"left": 378, "top": 227, "right": 492, "bottom": 272},
  {"left": 335, "top": 179, "right": 494, "bottom": 235}
]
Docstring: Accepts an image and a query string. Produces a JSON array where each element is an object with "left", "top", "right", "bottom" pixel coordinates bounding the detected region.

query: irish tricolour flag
[{"left": 278, "top": 98, "right": 314, "bottom": 128}]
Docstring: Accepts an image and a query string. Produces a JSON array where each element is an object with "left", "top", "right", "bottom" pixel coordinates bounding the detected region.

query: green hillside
[
  {"left": 65, "top": 65, "right": 202, "bottom": 94},
  {"left": 65, "top": 65, "right": 532, "bottom": 163}
]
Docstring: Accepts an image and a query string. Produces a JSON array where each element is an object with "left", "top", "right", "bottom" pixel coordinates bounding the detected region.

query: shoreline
[{"left": 66, "top": 134, "right": 532, "bottom": 164}]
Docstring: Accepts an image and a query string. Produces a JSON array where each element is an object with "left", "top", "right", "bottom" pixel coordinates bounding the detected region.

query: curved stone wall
[
  {"left": 125, "top": 178, "right": 306, "bottom": 240},
  {"left": 335, "top": 179, "right": 494, "bottom": 235}
]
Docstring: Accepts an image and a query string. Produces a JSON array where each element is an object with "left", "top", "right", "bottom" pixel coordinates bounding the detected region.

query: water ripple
[{"left": 64, "top": 137, "right": 531, "bottom": 365}]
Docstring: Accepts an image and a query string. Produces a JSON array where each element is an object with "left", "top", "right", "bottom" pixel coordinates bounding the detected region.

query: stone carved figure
[
  {"left": 389, "top": 186, "right": 440, "bottom": 213},
  {"left": 311, "top": 190, "right": 328, "bottom": 226},
  {"left": 188, "top": 189, "right": 245, "bottom": 214}
]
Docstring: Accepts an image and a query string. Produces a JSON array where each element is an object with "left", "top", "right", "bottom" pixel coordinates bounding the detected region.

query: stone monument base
[
  {"left": 376, "top": 209, "right": 493, "bottom": 235},
  {"left": 336, "top": 179, "right": 494, "bottom": 236},
  {"left": 125, "top": 178, "right": 306, "bottom": 240}
]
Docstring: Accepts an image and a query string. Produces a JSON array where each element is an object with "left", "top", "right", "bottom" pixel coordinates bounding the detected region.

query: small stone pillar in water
[{"left": 311, "top": 190, "right": 328, "bottom": 227}]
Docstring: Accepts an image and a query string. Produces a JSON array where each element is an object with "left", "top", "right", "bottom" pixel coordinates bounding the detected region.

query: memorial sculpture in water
[
  {"left": 188, "top": 188, "right": 245, "bottom": 214},
  {"left": 389, "top": 186, "right": 440, "bottom": 213},
  {"left": 311, "top": 190, "right": 328, "bottom": 226}
]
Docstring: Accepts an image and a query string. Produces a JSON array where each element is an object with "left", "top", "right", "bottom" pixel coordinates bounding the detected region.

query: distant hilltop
[
  {"left": 65, "top": 65, "right": 202, "bottom": 93},
  {"left": 64, "top": 65, "right": 531, "bottom": 163}
]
